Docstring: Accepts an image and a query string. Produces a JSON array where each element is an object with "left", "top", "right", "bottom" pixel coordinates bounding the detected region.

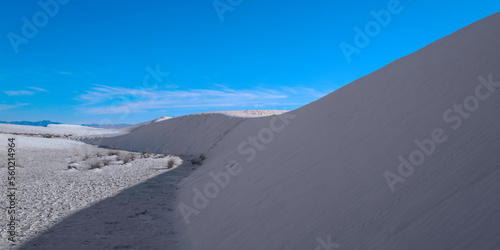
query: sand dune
[
  {"left": 192, "top": 110, "right": 288, "bottom": 118},
  {"left": 0, "top": 123, "right": 121, "bottom": 137},
  {"left": 0, "top": 134, "right": 184, "bottom": 250},
  {"left": 89, "top": 114, "right": 246, "bottom": 156},
  {"left": 14, "top": 11, "right": 500, "bottom": 250},
  {"left": 167, "top": 12, "right": 500, "bottom": 249},
  {"left": 89, "top": 110, "right": 288, "bottom": 156}
]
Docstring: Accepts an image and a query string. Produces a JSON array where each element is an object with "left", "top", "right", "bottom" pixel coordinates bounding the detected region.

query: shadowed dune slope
[
  {"left": 78, "top": 12, "right": 500, "bottom": 250},
  {"left": 172, "top": 12, "right": 500, "bottom": 249},
  {"left": 88, "top": 114, "right": 246, "bottom": 156}
]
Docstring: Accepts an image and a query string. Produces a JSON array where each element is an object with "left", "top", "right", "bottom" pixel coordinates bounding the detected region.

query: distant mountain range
[
  {"left": 0, "top": 120, "right": 132, "bottom": 129},
  {"left": 81, "top": 123, "right": 132, "bottom": 129},
  {"left": 0, "top": 120, "right": 61, "bottom": 127}
]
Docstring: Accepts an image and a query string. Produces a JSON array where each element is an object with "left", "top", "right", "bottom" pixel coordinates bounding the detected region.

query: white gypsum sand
[
  {"left": 5, "top": 12, "right": 500, "bottom": 250},
  {"left": 170, "top": 12, "right": 500, "bottom": 249},
  {"left": 81, "top": 12, "right": 500, "bottom": 249},
  {"left": 87, "top": 110, "right": 290, "bottom": 156},
  {"left": 0, "top": 111, "right": 281, "bottom": 249},
  {"left": 0, "top": 123, "right": 121, "bottom": 138},
  {"left": 191, "top": 110, "right": 289, "bottom": 118},
  {"left": 0, "top": 134, "right": 187, "bottom": 249}
]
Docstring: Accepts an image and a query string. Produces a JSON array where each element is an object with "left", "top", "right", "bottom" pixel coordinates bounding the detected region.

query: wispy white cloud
[
  {"left": 75, "top": 84, "right": 328, "bottom": 115},
  {"left": 0, "top": 103, "right": 29, "bottom": 110},
  {"left": 4, "top": 90, "right": 35, "bottom": 96},
  {"left": 4, "top": 87, "right": 49, "bottom": 96},
  {"left": 28, "top": 87, "right": 49, "bottom": 92}
]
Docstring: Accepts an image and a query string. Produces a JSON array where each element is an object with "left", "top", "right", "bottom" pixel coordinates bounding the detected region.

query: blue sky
[{"left": 1, "top": 0, "right": 499, "bottom": 125}]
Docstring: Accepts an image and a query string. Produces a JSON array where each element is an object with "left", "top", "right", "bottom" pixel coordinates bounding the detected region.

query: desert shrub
[
  {"left": 189, "top": 158, "right": 201, "bottom": 165},
  {"left": 122, "top": 154, "right": 135, "bottom": 164},
  {"left": 102, "top": 159, "right": 112, "bottom": 166},
  {"left": 96, "top": 152, "right": 104, "bottom": 158},
  {"left": 163, "top": 150, "right": 171, "bottom": 157},
  {"left": 67, "top": 162, "right": 78, "bottom": 170},
  {"left": 82, "top": 153, "right": 91, "bottom": 161},
  {"left": 189, "top": 154, "right": 206, "bottom": 165},
  {"left": 142, "top": 150, "right": 153, "bottom": 158},
  {"left": 167, "top": 159, "right": 175, "bottom": 169},
  {"left": 89, "top": 161, "right": 104, "bottom": 169},
  {"left": 108, "top": 150, "right": 120, "bottom": 156}
]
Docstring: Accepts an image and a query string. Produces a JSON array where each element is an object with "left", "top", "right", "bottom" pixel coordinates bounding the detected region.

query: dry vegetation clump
[
  {"left": 82, "top": 153, "right": 91, "bottom": 161},
  {"left": 89, "top": 161, "right": 104, "bottom": 169},
  {"left": 67, "top": 161, "right": 78, "bottom": 170},
  {"left": 108, "top": 150, "right": 120, "bottom": 156},
  {"left": 141, "top": 150, "right": 153, "bottom": 158},
  {"left": 89, "top": 158, "right": 112, "bottom": 169},
  {"left": 121, "top": 154, "right": 136, "bottom": 164},
  {"left": 102, "top": 158, "right": 112, "bottom": 166},
  {"left": 70, "top": 147, "right": 143, "bottom": 171},
  {"left": 167, "top": 159, "right": 175, "bottom": 169},
  {"left": 189, "top": 154, "right": 206, "bottom": 165}
]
